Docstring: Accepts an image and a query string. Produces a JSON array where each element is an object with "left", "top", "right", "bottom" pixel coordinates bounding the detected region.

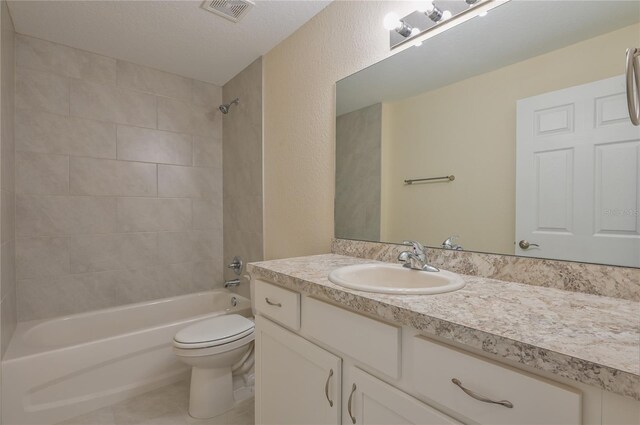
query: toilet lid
[{"left": 174, "top": 314, "right": 254, "bottom": 347}]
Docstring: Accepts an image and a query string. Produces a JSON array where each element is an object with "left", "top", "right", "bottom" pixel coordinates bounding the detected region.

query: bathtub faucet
[{"left": 224, "top": 278, "right": 240, "bottom": 288}]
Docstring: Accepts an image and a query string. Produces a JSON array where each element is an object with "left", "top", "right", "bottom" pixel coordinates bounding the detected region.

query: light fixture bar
[{"left": 385, "top": 0, "right": 509, "bottom": 50}]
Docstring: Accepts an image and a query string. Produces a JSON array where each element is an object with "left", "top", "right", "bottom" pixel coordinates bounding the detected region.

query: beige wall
[
  {"left": 0, "top": 0, "right": 15, "bottom": 358},
  {"left": 264, "top": 1, "right": 426, "bottom": 259},
  {"left": 14, "top": 35, "right": 224, "bottom": 321},
  {"left": 335, "top": 103, "right": 381, "bottom": 241},
  {"left": 380, "top": 24, "right": 640, "bottom": 254},
  {"left": 223, "top": 57, "right": 263, "bottom": 299}
]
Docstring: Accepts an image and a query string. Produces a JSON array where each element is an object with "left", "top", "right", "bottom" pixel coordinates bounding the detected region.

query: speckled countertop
[{"left": 247, "top": 254, "right": 640, "bottom": 401}]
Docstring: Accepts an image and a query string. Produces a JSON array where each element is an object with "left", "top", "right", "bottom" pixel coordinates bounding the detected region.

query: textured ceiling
[{"left": 7, "top": 0, "right": 331, "bottom": 85}]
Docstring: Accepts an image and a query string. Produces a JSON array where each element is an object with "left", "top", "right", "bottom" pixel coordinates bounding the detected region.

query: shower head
[{"left": 219, "top": 98, "right": 239, "bottom": 114}]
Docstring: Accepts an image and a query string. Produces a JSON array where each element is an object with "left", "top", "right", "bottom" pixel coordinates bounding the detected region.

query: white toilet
[{"left": 173, "top": 314, "right": 255, "bottom": 419}]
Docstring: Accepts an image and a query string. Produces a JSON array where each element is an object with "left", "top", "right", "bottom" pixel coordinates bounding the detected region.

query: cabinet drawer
[
  {"left": 302, "top": 297, "right": 400, "bottom": 378},
  {"left": 412, "top": 337, "right": 581, "bottom": 425},
  {"left": 254, "top": 280, "right": 300, "bottom": 330}
]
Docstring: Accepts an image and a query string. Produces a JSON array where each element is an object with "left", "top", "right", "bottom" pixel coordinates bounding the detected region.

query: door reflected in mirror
[{"left": 335, "top": 0, "right": 640, "bottom": 267}]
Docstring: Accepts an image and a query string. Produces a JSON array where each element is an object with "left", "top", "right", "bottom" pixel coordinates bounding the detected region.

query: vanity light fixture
[
  {"left": 384, "top": 0, "right": 508, "bottom": 50},
  {"left": 419, "top": 1, "right": 451, "bottom": 23},
  {"left": 383, "top": 12, "right": 414, "bottom": 37}
]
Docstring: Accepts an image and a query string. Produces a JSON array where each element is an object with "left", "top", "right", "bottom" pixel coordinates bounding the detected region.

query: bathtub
[{"left": 2, "top": 290, "right": 251, "bottom": 425}]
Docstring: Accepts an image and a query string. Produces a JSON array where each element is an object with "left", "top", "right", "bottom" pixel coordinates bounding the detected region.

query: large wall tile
[
  {"left": 192, "top": 104, "right": 221, "bottom": 138},
  {"left": 117, "top": 197, "right": 191, "bottom": 232},
  {"left": 158, "top": 230, "right": 218, "bottom": 264},
  {"left": 158, "top": 165, "right": 218, "bottom": 199},
  {"left": 70, "top": 157, "right": 157, "bottom": 197},
  {"left": 16, "top": 67, "right": 69, "bottom": 114},
  {"left": 157, "top": 96, "right": 192, "bottom": 133},
  {"left": 69, "top": 232, "right": 158, "bottom": 274},
  {"left": 117, "top": 125, "right": 192, "bottom": 166},
  {"left": 192, "top": 260, "right": 223, "bottom": 290},
  {"left": 16, "top": 109, "right": 116, "bottom": 158},
  {"left": 113, "top": 263, "right": 194, "bottom": 305},
  {"left": 193, "top": 135, "right": 221, "bottom": 168},
  {"left": 16, "top": 236, "right": 69, "bottom": 279},
  {"left": 192, "top": 198, "right": 223, "bottom": 231},
  {"left": 16, "top": 151, "right": 69, "bottom": 195},
  {"left": 16, "top": 195, "right": 117, "bottom": 237},
  {"left": 14, "top": 37, "right": 226, "bottom": 319},
  {"left": 17, "top": 273, "right": 118, "bottom": 321},
  {"left": 117, "top": 61, "right": 191, "bottom": 101},
  {"left": 192, "top": 80, "right": 222, "bottom": 108},
  {"left": 16, "top": 35, "right": 116, "bottom": 85},
  {"left": 70, "top": 79, "right": 156, "bottom": 128}
]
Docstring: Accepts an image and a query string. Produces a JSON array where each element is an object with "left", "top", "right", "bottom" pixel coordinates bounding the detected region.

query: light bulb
[
  {"left": 410, "top": 27, "right": 420, "bottom": 37},
  {"left": 383, "top": 12, "right": 401, "bottom": 30},
  {"left": 418, "top": 1, "right": 435, "bottom": 13},
  {"left": 441, "top": 10, "right": 452, "bottom": 20}
]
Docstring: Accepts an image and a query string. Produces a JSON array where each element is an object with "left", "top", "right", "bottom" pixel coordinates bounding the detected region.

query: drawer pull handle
[
  {"left": 324, "top": 369, "right": 334, "bottom": 407},
  {"left": 348, "top": 383, "right": 357, "bottom": 424},
  {"left": 451, "top": 378, "right": 514, "bottom": 409},
  {"left": 265, "top": 298, "right": 282, "bottom": 307}
]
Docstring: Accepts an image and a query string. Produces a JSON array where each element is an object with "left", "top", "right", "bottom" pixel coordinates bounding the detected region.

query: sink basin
[{"left": 328, "top": 263, "right": 466, "bottom": 295}]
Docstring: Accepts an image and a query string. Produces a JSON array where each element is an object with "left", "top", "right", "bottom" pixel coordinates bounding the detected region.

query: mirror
[{"left": 335, "top": 0, "right": 640, "bottom": 267}]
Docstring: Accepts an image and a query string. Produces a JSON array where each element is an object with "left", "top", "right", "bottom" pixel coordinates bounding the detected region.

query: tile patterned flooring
[{"left": 58, "top": 380, "right": 254, "bottom": 425}]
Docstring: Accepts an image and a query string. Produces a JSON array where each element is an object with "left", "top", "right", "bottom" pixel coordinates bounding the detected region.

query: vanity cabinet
[
  {"left": 255, "top": 315, "right": 341, "bottom": 425},
  {"left": 253, "top": 279, "right": 638, "bottom": 425}
]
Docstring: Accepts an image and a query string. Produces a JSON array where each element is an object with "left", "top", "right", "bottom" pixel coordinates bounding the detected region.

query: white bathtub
[{"left": 2, "top": 290, "right": 251, "bottom": 425}]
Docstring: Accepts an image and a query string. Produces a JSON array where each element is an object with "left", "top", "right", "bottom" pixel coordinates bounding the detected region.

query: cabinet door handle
[
  {"left": 324, "top": 369, "right": 334, "bottom": 407},
  {"left": 347, "top": 383, "right": 357, "bottom": 424},
  {"left": 265, "top": 297, "right": 282, "bottom": 307},
  {"left": 451, "top": 378, "right": 514, "bottom": 408}
]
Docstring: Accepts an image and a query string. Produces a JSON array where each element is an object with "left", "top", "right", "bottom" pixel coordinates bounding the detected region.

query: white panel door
[
  {"left": 345, "top": 367, "right": 460, "bottom": 425},
  {"left": 516, "top": 75, "right": 640, "bottom": 267},
  {"left": 255, "top": 316, "right": 341, "bottom": 425}
]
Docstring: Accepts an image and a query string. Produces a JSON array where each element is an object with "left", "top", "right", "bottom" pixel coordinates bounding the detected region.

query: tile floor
[{"left": 58, "top": 380, "right": 254, "bottom": 425}]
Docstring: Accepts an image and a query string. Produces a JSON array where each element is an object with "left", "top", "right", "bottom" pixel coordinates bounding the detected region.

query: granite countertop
[{"left": 247, "top": 254, "right": 640, "bottom": 401}]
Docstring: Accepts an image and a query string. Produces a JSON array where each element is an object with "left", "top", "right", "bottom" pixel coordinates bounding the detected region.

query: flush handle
[
  {"left": 451, "top": 378, "right": 514, "bottom": 408},
  {"left": 265, "top": 298, "right": 282, "bottom": 307}
]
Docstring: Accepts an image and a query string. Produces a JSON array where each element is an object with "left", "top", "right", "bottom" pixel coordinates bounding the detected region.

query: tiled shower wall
[
  {"left": 223, "top": 58, "right": 263, "bottom": 299},
  {"left": 0, "top": 0, "right": 16, "bottom": 357},
  {"left": 14, "top": 35, "right": 224, "bottom": 321}
]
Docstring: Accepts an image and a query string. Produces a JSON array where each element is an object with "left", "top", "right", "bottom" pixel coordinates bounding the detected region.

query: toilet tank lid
[{"left": 174, "top": 314, "right": 254, "bottom": 344}]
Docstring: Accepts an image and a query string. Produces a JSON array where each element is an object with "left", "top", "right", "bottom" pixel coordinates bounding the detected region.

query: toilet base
[{"left": 188, "top": 366, "right": 234, "bottom": 419}]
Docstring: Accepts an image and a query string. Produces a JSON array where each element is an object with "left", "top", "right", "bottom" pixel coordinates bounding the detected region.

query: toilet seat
[{"left": 173, "top": 314, "right": 255, "bottom": 350}]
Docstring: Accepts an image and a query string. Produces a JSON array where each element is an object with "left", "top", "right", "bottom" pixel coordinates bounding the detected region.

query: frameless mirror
[{"left": 335, "top": 0, "right": 640, "bottom": 267}]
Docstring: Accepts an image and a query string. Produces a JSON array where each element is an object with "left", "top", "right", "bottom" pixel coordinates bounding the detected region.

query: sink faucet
[
  {"left": 441, "top": 235, "right": 463, "bottom": 250},
  {"left": 397, "top": 240, "right": 439, "bottom": 272}
]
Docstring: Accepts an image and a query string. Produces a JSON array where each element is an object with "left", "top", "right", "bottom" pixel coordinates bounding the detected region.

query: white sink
[{"left": 328, "top": 263, "right": 466, "bottom": 295}]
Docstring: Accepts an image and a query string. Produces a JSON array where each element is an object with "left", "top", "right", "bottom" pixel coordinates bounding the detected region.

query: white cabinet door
[
  {"left": 516, "top": 75, "right": 640, "bottom": 267},
  {"left": 255, "top": 316, "right": 341, "bottom": 425},
  {"left": 345, "top": 367, "right": 460, "bottom": 425}
]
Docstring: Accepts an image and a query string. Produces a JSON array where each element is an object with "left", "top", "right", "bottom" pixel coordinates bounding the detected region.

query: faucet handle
[{"left": 402, "top": 240, "right": 425, "bottom": 254}]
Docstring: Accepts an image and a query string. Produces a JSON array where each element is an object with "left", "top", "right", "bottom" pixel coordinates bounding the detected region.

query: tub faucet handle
[{"left": 227, "top": 256, "right": 243, "bottom": 276}]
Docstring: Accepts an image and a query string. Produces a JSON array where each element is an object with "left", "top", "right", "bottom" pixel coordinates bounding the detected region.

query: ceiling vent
[{"left": 201, "top": 0, "right": 255, "bottom": 23}]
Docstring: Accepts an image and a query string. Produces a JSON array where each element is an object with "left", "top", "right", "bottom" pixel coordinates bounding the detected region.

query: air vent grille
[{"left": 201, "top": 0, "right": 255, "bottom": 23}]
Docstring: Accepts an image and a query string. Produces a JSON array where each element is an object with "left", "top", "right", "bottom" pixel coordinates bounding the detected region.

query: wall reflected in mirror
[{"left": 335, "top": 0, "right": 640, "bottom": 267}]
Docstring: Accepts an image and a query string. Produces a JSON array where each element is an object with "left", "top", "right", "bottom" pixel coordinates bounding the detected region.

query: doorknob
[{"left": 519, "top": 240, "right": 540, "bottom": 250}]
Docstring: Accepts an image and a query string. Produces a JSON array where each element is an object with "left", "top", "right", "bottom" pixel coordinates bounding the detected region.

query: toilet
[{"left": 173, "top": 314, "right": 255, "bottom": 419}]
